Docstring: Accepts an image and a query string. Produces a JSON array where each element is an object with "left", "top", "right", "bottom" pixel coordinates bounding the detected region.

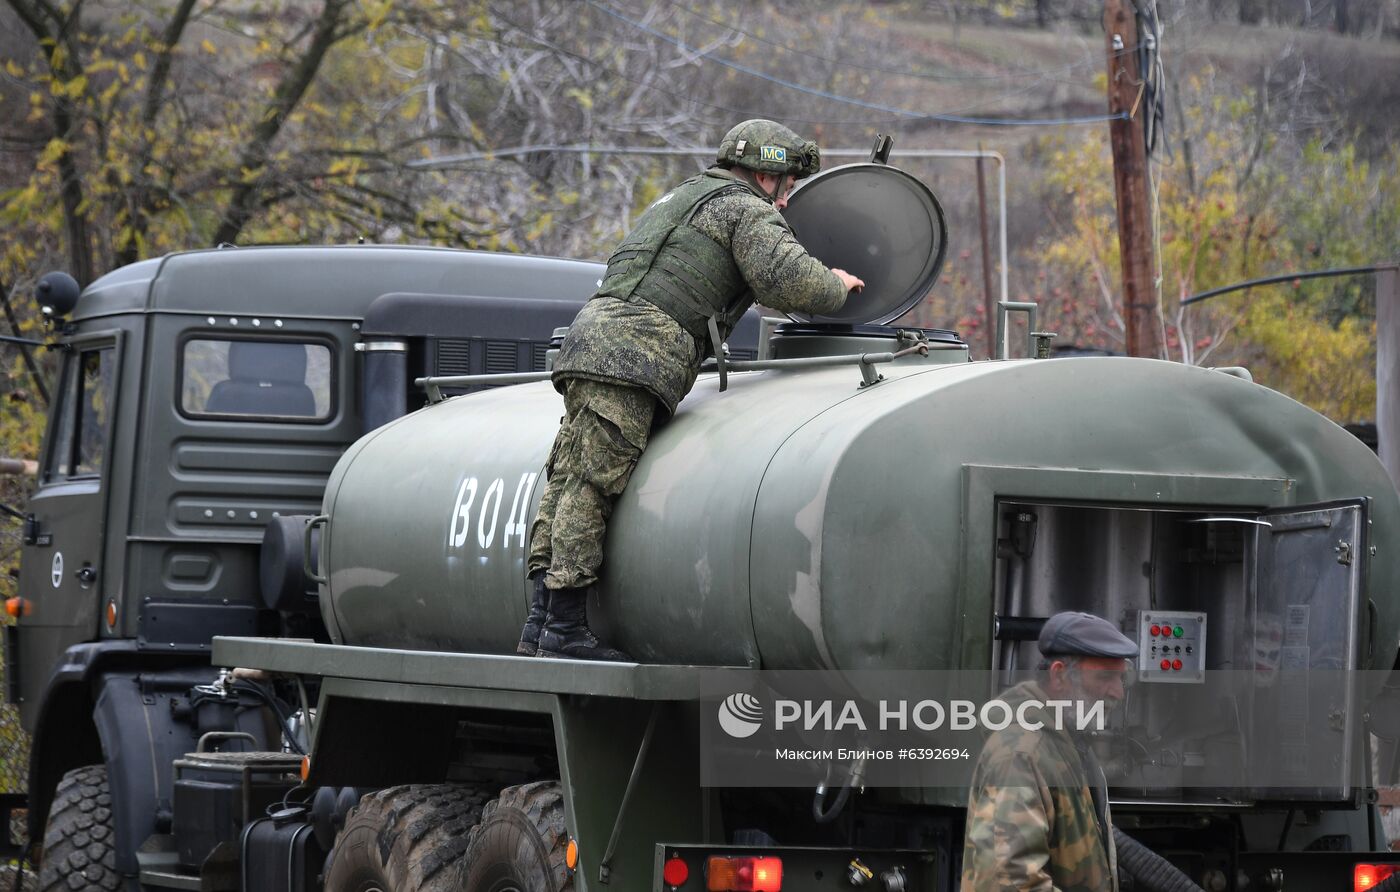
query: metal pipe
[
  {"left": 976, "top": 150, "right": 996, "bottom": 358},
  {"left": 0, "top": 458, "right": 37, "bottom": 476},
  {"left": 0, "top": 334, "right": 46, "bottom": 348},
  {"left": 598, "top": 704, "right": 660, "bottom": 884},
  {"left": 995, "top": 301, "right": 1039, "bottom": 360},
  {"left": 417, "top": 346, "right": 945, "bottom": 402}
]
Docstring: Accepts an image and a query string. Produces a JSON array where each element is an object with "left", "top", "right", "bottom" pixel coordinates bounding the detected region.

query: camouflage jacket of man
[
  {"left": 552, "top": 168, "right": 848, "bottom": 415},
  {"left": 960, "top": 680, "right": 1118, "bottom": 892}
]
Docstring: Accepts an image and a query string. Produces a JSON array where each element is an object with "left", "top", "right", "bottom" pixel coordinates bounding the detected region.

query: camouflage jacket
[
  {"left": 960, "top": 681, "right": 1118, "bottom": 892},
  {"left": 553, "top": 168, "right": 849, "bottom": 415}
]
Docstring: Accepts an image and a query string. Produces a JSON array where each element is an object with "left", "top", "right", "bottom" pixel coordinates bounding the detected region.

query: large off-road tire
[
  {"left": 37, "top": 765, "right": 120, "bottom": 892},
  {"left": 462, "top": 782, "right": 572, "bottom": 892},
  {"left": 323, "top": 784, "right": 490, "bottom": 892}
]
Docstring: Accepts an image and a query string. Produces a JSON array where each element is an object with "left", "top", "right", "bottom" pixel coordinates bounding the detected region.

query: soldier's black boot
[
  {"left": 516, "top": 570, "right": 549, "bottom": 656},
  {"left": 536, "top": 587, "right": 632, "bottom": 661}
]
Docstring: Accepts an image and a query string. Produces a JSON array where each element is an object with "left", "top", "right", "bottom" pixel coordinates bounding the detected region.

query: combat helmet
[{"left": 716, "top": 119, "right": 821, "bottom": 186}]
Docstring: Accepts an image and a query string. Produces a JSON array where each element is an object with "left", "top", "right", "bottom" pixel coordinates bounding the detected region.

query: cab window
[
  {"left": 45, "top": 346, "right": 116, "bottom": 482},
  {"left": 180, "top": 339, "right": 332, "bottom": 421}
]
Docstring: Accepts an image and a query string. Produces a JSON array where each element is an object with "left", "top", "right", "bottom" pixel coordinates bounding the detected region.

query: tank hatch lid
[{"left": 783, "top": 162, "right": 948, "bottom": 326}]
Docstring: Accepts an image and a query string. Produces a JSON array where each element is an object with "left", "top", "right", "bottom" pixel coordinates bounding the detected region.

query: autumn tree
[{"left": 1028, "top": 62, "right": 1396, "bottom": 420}]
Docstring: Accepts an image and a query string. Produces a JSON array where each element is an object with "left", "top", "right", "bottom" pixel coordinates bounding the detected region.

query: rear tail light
[
  {"left": 1356, "top": 863, "right": 1400, "bottom": 891},
  {"left": 706, "top": 855, "right": 782, "bottom": 891}
]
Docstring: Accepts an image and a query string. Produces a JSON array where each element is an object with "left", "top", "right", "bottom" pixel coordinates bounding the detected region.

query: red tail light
[
  {"left": 706, "top": 855, "right": 782, "bottom": 891},
  {"left": 1356, "top": 863, "right": 1400, "bottom": 891}
]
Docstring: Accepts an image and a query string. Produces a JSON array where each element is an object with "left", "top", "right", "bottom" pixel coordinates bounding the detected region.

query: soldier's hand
[{"left": 832, "top": 269, "right": 865, "bottom": 293}]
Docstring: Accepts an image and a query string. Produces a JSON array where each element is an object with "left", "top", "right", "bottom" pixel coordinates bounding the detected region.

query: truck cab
[{"left": 10, "top": 245, "right": 631, "bottom": 884}]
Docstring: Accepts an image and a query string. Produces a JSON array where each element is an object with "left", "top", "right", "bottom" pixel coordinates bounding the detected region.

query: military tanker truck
[
  {"left": 2, "top": 237, "right": 767, "bottom": 891},
  {"left": 9, "top": 159, "right": 1400, "bottom": 892}
]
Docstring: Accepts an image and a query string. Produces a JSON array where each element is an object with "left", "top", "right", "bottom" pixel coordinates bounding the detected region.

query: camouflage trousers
[{"left": 527, "top": 378, "right": 657, "bottom": 590}]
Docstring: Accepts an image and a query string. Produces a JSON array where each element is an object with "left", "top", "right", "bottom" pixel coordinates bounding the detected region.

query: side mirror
[{"left": 36, "top": 271, "right": 80, "bottom": 319}]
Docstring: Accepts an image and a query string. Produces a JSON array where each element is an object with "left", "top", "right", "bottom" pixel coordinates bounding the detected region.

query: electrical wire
[
  {"left": 663, "top": 0, "right": 1107, "bottom": 85},
  {"left": 585, "top": 0, "right": 1129, "bottom": 128},
  {"left": 487, "top": 3, "right": 862, "bottom": 127},
  {"left": 1126, "top": 0, "right": 1165, "bottom": 157},
  {"left": 486, "top": 1, "right": 1124, "bottom": 130},
  {"left": 1181, "top": 265, "right": 1397, "bottom": 307},
  {"left": 187, "top": 681, "right": 306, "bottom": 755},
  {"left": 235, "top": 681, "right": 307, "bottom": 756}
]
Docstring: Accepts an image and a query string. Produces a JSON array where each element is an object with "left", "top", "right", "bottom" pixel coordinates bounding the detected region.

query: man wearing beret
[{"left": 961, "top": 611, "right": 1136, "bottom": 892}]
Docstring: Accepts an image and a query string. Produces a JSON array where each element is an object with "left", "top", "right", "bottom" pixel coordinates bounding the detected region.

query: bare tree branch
[{"left": 212, "top": 0, "right": 353, "bottom": 246}]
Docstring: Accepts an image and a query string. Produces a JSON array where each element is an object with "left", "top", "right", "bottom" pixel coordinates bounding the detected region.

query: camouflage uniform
[
  {"left": 960, "top": 680, "right": 1119, "bottom": 892},
  {"left": 529, "top": 166, "right": 849, "bottom": 590},
  {"left": 527, "top": 379, "right": 654, "bottom": 590}
]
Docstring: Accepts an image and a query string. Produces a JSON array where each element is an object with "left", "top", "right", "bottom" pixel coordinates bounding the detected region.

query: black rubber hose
[
  {"left": 1112, "top": 827, "right": 1204, "bottom": 892},
  {"left": 230, "top": 680, "right": 307, "bottom": 755},
  {"left": 811, "top": 781, "right": 852, "bottom": 824}
]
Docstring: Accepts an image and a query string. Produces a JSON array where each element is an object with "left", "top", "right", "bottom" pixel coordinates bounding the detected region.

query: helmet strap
[{"left": 742, "top": 169, "right": 782, "bottom": 204}]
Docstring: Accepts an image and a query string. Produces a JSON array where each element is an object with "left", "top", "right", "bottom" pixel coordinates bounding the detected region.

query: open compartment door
[{"left": 1249, "top": 499, "right": 1367, "bottom": 802}]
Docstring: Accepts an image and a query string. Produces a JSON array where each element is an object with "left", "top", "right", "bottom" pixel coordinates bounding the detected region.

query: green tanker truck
[{"left": 8, "top": 159, "right": 1400, "bottom": 892}]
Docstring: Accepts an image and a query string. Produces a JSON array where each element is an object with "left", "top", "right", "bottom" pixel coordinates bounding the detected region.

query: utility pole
[
  {"left": 1103, "top": 0, "right": 1163, "bottom": 358},
  {"left": 1377, "top": 263, "right": 1400, "bottom": 492},
  {"left": 975, "top": 147, "right": 996, "bottom": 359}
]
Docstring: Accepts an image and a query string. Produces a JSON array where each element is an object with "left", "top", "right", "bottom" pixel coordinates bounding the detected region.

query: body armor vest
[{"left": 596, "top": 170, "right": 769, "bottom": 346}]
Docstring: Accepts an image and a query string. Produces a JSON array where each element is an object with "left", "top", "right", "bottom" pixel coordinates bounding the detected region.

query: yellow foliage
[
  {"left": 1034, "top": 68, "right": 1390, "bottom": 422},
  {"left": 36, "top": 138, "right": 70, "bottom": 165},
  {"left": 565, "top": 88, "right": 593, "bottom": 111},
  {"left": 1238, "top": 293, "right": 1376, "bottom": 421}
]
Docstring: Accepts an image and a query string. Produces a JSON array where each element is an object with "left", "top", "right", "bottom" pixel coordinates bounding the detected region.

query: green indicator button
[{"left": 1173, "top": 626, "right": 1184, "bottom": 638}]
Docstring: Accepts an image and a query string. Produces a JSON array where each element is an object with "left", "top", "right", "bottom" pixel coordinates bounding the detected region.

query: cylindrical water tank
[{"left": 317, "top": 334, "right": 1400, "bottom": 670}]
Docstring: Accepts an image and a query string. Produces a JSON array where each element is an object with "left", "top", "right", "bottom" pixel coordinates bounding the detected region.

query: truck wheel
[
  {"left": 37, "top": 764, "right": 120, "bottom": 892},
  {"left": 462, "top": 781, "right": 572, "bottom": 892},
  {"left": 324, "top": 784, "right": 489, "bottom": 892}
]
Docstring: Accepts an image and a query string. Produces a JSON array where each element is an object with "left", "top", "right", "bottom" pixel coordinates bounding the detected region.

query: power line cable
[
  {"left": 486, "top": 3, "right": 886, "bottom": 127},
  {"left": 1181, "top": 265, "right": 1394, "bottom": 307},
  {"left": 485, "top": 1, "right": 1121, "bottom": 129},
  {"left": 585, "top": 0, "right": 1129, "bottom": 127},
  {"left": 663, "top": 0, "right": 1106, "bottom": 85}
]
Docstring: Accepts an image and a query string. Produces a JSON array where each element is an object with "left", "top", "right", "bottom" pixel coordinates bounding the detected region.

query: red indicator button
[
  {"left": 1160, "top": 659, "right": 1171, "bottom": 671},
  {"left": 663, "top": 856, "right": 690, "bottom": 887},
  {"left": 1150, "top": 625, "right": 1161, "bottom": 637},
  {"left": 1172, "top": 659, "right": 1183, "bottom": 671}
]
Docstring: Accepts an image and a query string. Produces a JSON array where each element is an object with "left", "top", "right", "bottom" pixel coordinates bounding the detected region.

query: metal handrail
[{"left": 416, "top": 344, "right": 945, "bottom": 403}]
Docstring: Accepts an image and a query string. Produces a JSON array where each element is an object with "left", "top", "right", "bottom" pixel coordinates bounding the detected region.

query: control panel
[{"left": 1138, "top": 611, "right": 1206, "bottom": 684}]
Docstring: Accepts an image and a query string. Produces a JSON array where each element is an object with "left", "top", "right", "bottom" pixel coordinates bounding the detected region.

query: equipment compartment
[{"left": 992, "top": 498, "right": 1367, "bottom": 805}]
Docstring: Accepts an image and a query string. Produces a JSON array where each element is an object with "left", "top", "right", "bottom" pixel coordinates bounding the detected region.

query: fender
[
  {"left": 91, "top": 668, "right": 226, "bottom": 877},
  {"left": 27, "top": 644, "right": 274, "bottom": 878},
  {"left": 26, "top": 641, "right": 140, "bottom": 849}
]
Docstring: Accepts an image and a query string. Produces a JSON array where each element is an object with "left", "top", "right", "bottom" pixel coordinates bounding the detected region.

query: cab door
[{"left": 18, "top": 333, "right": 122, "bottom": 646}]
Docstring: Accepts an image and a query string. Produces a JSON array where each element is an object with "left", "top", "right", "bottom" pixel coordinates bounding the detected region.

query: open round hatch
[{"left": 783, "top": 162, "right": 948, "bottom": 326}]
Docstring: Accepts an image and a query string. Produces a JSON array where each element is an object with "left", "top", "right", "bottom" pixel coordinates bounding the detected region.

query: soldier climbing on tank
[{"left": 518, "top": 119, "right": 866, "bottom": 660}]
